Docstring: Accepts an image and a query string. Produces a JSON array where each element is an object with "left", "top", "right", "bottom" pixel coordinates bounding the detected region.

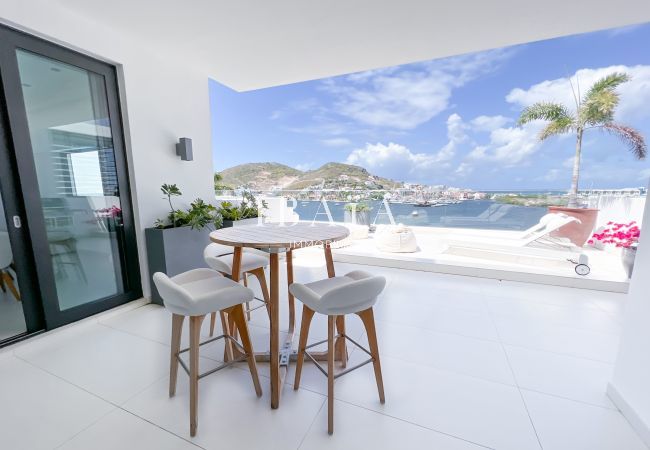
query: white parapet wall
[{"left": 587, "top": 195, "right": 646, "bottom": 229}]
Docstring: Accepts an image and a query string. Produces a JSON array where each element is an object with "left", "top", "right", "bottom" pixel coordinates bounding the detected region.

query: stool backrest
[
  {"left": 321, "top": 275, "right": 386, "bottom": 309},
  {"left": 153, "top": 272, "right": 193, "bottom": 311},
  {"left": 204, "top": 243, "right": 233, "bottom": 258},
  {"left": 203, "top": 243, "right": 234, "bottom": 273}
]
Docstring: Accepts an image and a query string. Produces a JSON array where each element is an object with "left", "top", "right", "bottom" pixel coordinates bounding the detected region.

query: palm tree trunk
[{"left": 568, "top": 128, "right": 583, "bottom": 208}]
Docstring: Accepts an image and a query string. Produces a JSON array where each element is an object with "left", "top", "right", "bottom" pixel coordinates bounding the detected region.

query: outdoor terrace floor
[{"left": 0, "top": 253, "right": 644, "bottom": 450}]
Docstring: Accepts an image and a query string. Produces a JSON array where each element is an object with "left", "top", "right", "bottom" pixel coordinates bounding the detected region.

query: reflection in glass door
[
  {"left": 15, "top": 50, "right": 127, "bottom": 311},
  {"left": 0, "top": 192, "right": 26, "bottom": 340}
]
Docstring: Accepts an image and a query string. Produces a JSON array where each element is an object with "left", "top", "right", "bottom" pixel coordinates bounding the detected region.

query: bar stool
[
  {"left": 291, "top": 270, "right": 386, "bottom": 434},
  {"left": 204, "top": 243, "right": 270, "bottom": 336},
  {"left": 153, "top": 268, "right": 262, "bottom": 437}
]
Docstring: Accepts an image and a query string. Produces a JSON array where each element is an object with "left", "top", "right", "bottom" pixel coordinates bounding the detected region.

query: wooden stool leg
[
  {"left": 335, "top": 315, "right": 348, "bottom": 368},
  {"left": 357, "top": 308, "right": 385, "bottom": 403},
  {"left": 209, "top": 312, "right": 216, "bottom": 336},
  {"left": 189, "top": 315, "right": 205, "bottom": 437},
  {"left": 229, "top": 304, "right": 263, "bottom": 397},
  {"left": 220, "top": 311, "right": 234, "bottom": 362},
  {"left": 327, "top": 315, "right": 335, "bottom": 435},
  {"left": 169, "top": 314, "right": 184, "bottom": 397},
  {"left": 242, "top": 274, "right": 251, "bottom": 320},
  {"left": 251, "top": 267, "right": 271, "bottom": 319},
  {"left": 294, "top": 305, "right": 315, "bottom": 390}
]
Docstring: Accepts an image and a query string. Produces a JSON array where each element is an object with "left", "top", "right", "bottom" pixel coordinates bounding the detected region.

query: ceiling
[{"left": 58, "top": 0, "right": 650, "bottom": 91}]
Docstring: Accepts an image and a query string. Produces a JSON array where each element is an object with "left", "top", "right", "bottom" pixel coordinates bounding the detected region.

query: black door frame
[
  {"left": 0, "top": 75, "right": 45, "bottom": 344},
  {"left": 0, "top": 24, "right": 141, "bottom": 331}
]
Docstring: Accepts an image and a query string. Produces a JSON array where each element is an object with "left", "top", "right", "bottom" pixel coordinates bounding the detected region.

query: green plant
[
  {"left": 213, "top": 172, "right": 232, "bottom": 192},
  {"left": 344, "top": 202, "right": 371, "bottom": 212},
  {"left": 518, "top": 72, "right": 646, "bottom": 208},
  {"left": 154, "top": 184, "right": 222, "bottom": 230},
  {"left": 218, "top": 192, "right": 268, "bottom": 221},
  {"left": 161, "top": 183, "right": 182, "bottom": 227}
]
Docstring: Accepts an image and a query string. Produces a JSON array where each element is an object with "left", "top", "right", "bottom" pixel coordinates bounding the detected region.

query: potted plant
[
  {"left": 344, "top": 202, "right": 371, "bottom": 226},
  {"left": 145, "top": 184, "right": 223, "bottom": 304},
  {"left": 587, "top": 221, "right": 640, "bottom": 278},
  {"left": 518, "top": 72, "right": 646, "bottom": 246},
  {"left": 219, "top": 191, "right": 267, "bottom": 227}
]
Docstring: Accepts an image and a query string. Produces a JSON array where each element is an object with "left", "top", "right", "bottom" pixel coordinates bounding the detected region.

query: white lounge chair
[{"left": 443, "top": 214, "right": 591, "bottom": 275}]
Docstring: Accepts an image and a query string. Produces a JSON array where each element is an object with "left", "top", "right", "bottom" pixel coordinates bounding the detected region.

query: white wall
[
  {"left": 609, "top": 187, "right": 650, "bottom": 446},
  {"left": 1, "top": 0, "right": 215, "bottom": 297}
]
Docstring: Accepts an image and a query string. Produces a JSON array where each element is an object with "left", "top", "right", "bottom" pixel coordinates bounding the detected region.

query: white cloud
[
  {"left": 506, "top": 65, "right": 650, "bottom": 122},
  {"left": 470, "top": 115, "right": 511, "bottom": 132},
  {"left": 346, "top": 142, "right": 436, "bottom": 179},
  {"left": 324, "top": 49, "right": 515, "bottom": 129},
  {"left": 466, "top": 121, "right": 544, "bottom": 166},
  {"left": 294, "top": 163, "right": 312, "bottom": 172},
  {"left": 321, "top": 137, "right": 351, "bottom": 147},
  {"left": 455, "top": 162, "right": 473, "bottom": 177},
  {"left": 344, "top": 113, "right": 468, "bottom": 180}
]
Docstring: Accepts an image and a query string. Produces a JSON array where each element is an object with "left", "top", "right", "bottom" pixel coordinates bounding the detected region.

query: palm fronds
[
  {"left": 517, "top": 102, "right": 573, "bottom": 125},
  {"left": 539, "top": 116, "right": 574, "bottom": 140},
  {"left": 602, "top": 123, "right": 647, "bottom": 159}
]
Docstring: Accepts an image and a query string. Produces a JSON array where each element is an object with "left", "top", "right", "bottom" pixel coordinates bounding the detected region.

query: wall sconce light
[{"left": 176, "top": 137, "right": 193, "bottom": 161}]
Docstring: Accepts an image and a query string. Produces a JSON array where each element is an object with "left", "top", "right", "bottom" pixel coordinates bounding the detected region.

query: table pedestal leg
[{"left": 269, "top": 252, "right": 280, "bottom": 408}]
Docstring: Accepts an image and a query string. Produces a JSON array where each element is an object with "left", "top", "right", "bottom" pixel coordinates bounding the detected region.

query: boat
[{"left": 411, "top": 210, "right": 419, "bottom": 216}]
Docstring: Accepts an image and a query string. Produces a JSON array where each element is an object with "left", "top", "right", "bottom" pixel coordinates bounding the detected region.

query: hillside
[
  {"left": 220, "top": 162, "right": 302, "bottom": 190},
  {"left": 219, "top": 162, "right": 402, "bottom": 191}
]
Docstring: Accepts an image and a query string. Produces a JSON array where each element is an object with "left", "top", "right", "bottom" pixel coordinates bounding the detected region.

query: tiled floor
[{"left": 0, "top": 254, "right": 646, "bottom": 450}]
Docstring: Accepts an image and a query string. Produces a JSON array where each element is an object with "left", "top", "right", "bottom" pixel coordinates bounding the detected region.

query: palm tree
[{"left": 518, "top": 72, "right": 646, "bottom": 208}]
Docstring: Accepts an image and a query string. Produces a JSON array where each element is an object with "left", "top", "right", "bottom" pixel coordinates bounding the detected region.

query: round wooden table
[{"left": 209, "top": 222, "right": 349, "bottom": 409}]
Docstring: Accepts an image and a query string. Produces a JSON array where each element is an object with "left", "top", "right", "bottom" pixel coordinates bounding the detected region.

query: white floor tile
[
  {"left": 375, "top": 300, "right": 500, "bottom": 341},
  {"left": 124, "top": 369, "right": 326, "bottom": 450},
  {"left": 0, "top": 356, "right": 113, "bottom": 450},
  {"left": 486, "top": 296, "right": 622, "bottom": 335},
  {"left": 369, "top": 320, "right": 515, "bottom": 385},
  {"left": 299, "top": 399, "right": 488, "bottom": 450},
  {"left": 15, "top": 324, "right": 171, "bottom": 404},
  {"left": 492, "top": 315, "right": 620, "bottom": 363},
  {"left": 505, "top": 345, "right": 616, "bottom": 408},
  {"left": 335, "top": 354, "right": 541, "bottom": 450},
  {"left": 58, "top": 408, "right": 201, "bottom": 450},
  {"left": 522, "top": 390, "right": 647, "bottom": 450}
]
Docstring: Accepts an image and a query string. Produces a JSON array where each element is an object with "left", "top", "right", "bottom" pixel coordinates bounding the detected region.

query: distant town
[{"left": 215, "top": 162, "right": 647, "bottom": 207}]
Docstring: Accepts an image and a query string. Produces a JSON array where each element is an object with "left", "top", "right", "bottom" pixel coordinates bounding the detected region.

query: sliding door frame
[{"left": 0, "top": 24, "right": 141, "bottom": 330}]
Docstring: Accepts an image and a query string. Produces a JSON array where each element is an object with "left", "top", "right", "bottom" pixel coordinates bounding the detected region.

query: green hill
[
  {"left": 220, "top": 162, "right": 302, "bottom": 190},
  {"left": 218, "top": 162, "right": 402, "bottom": 191}
]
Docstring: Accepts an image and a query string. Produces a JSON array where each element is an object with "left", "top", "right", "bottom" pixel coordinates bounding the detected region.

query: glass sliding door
[
  {"left": 15, "top": 50, "right": 126, "bottom": 311},
  {"left": 0, "top": 24, "right": 140, "bottom": 330}
]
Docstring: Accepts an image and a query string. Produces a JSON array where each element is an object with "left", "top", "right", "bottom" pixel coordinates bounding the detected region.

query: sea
[{"left": 292, "top": 199, "right": 547, "bottom": 231}]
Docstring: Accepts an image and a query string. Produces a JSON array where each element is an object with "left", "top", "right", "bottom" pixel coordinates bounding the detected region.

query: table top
[{"left": 209, "top": 222, "right": 349, "bottom": 249}]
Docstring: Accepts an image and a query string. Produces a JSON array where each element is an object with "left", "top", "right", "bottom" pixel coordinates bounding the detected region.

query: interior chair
[
  {"left": 291, "top": 270, "right": 386, "bottom": 434},
  {"left": 153, "top": 268, "right": 262, "bottom": 436},
  {"left": 0, "top": 231, "right": 20, "bottom": 302}
]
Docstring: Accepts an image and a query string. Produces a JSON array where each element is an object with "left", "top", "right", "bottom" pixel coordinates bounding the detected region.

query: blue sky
[{"left": 210, "top": 23, "right": 650, "bottom": 190}]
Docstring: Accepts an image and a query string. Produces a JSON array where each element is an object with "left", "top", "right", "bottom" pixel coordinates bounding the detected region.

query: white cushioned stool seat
[
  {"left": 289, "top": 270, "right": 386, "bottom": 315},
  {"left": 153, "top": 268, "right": 254, "bottom": 317},
  {"left": 203, "top": 243, "right": 269, "bottom": 275}
]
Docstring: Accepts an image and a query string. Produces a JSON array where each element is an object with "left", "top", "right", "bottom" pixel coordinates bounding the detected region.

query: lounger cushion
[{"left": 374, "top": 224, "right": 418, "bottom": 253}]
